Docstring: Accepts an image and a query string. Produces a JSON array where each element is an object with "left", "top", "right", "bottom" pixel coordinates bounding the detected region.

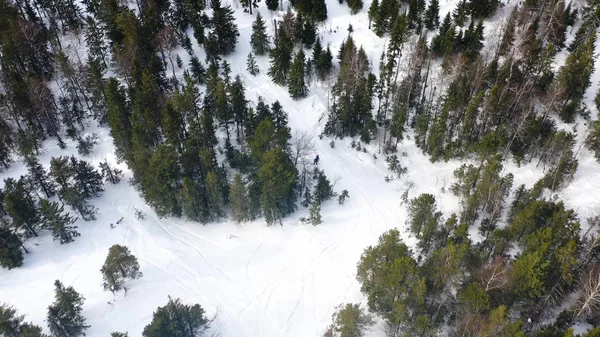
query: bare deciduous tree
[{"left": 575, "top": 263, "right": 600, "bottom": 319}]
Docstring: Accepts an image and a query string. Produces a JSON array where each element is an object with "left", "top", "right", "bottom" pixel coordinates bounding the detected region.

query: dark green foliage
[
  {"left": 207, "top": 0, "right": 240, "bottom": 56},
  {"left": 326, "top": 38, "right": 374, "bottom": 137},
  {"left": 142, "top": 145, "right": 182, "bottom": 218},
  {"left": 367, "top": 0, "right": 379, "bottom": 29},
  {"left": 424, "top": 0, "right": 440, "bottom": 30},
  {"left": 553, "top": 31, "right": 596, "bottom": 122},
  {"left": 257, "top": 148, "right": 297, "bottom": 225},
  {"left": 251, "top": 12, "right": 270, "bottom": 55},
  {"left": 142, "top": 297, "right": 211, "bottom": 337},
  {"left": 266, "top": 0, "right": 278, "bottom": 11},
  {"left": 315, "top": 42, "right": 333, "bottom": 81},
  {"left": 229, "top": 174, "right": 251, "bottom": 222},
  {"left": 312, "top": 0, "right": 328, "bottom": 21},
  {"left": 100, "top": 244, "right": 143, "bottom": 293},
  {"left": 356, "top": 229, "right": 425, "bottom": 329},
  {"left": 110, "top": 333, "right": 128, "bottom": 337},
  {"left": 0, "top": 228, "right": 24, "bottom": 269},
  {"left": 308, "top": 201, "right": 322, "bottom": 225},
  {"left": 268, "top": 24, "right": 294, "bottom": 85},
  {"left": 3, "top": 177, "right": 40, "bottom": 238},
  {"left": 105, "top": 78, "right": 133, "bottom": 162},
  {"left": 313, "top": 169, "right": 335, "bottom": 204},
  {"left": 241, "top": 0, "right": 260, "bottom": 14},
  {"left": 288, "top": 50, "right": 308, "bottom": 99},
  {"left": 347, "top": 0, "right": 363, "bottom": 14},
  {"left": 39, "top": 200, "right": 79, "bottom": 244},
  {"left": 24, "top": 156, "right": 55, "bottom": 198},
  {"left": 407, "top": 194, "right": 443, "bottom": 253},
  {"left": 323, "top": 303, "right": 373, "bottom": 337},
  {"left": 247, "top": 53, "right": 260, "bottom": 76},
  {"left": 0, "top": 304, "right": 45, "bottom": 337},
  {"left": 47, "top": 280, "right": 89, "bottom": 337},
  {"left": 508, "top": 201, "right": 580, "bottom": 301}
]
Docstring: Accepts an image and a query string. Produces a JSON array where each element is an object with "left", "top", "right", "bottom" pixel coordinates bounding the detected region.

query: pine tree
[
  {"left": 39, "top": 199, "right": 79, "bottom": 244},
  {"left": 205, "top": 171, "right": 225, "bottom": 220},
  {"left": 0, "top": 303, "right": 24, "bottom": 336},
  {"left": 316, "top": 45, "right": 333, "bottom": 81},
  {"left": 324, "top": 303, "right": 373, "bottom": 337},
  {"left": 25, "top": 155, "right": 56, "bottom": 198},
  {"left": 268, "top": 24, "right": 294, "bottom": 85},
  {"left": 178, "top": 177, "right": 208, "bottom": 223},
  {"left": 209, "top": 0, "right": 240, "bottom": 55},
  {"left": 424, "top": 0, "right": 439, "bottom": 30},
  {"left": 554, "top": 31, "right": 596, "bottom": 122},
  {"left": 47, "top": 280, "right": 89, "bottom": 337},
  {"left": 308, "top": 201, "right": 322, "bottom": 225},
  {"left": 229, "top": 173, "right": 251, "bottom": 222},
  {"left": 312, "top": 0, "right": 328, "bottom": 21},
  {"left": 99, "top": 160, "right": 123, "bottom": 184},
  {"left": 314, "top": 170, "right": 335, "bottom": 203},
  {"left": 70, "top": 157, "right": 104, "bottom": 199},
  {"left": 288, "top": 50, "right": 308, "bottom": 99},
  {"left": 301, "top": 19, "right": 317, "bottom": 47},
  {"left": 105, "top": 78, "right": 133, "bottom": 162},
  {"left": 240, "top": 0, "right": 260, "bottom": 14},
  {"left": 247, "top": 52, "right": 260, "bottom": 76},
  {"left": 368, "top": 0, "right": 379, "bottom": 28},
  {"left": 100, "top": 244, "right": 143, "bottom": 293},
  {"left": 258, "top": 149, "right": 297, "bottom": 225},
  {"left": 0, "top": 227, "right": 24, "bottom": 269},
  {"left": 110, "top": 333, "right": 128, "bottom": 337},
  {"left": 3, "top": 177, "right": 40, "bottom": 238},
  {"left": 143, "top": 145, "right": 182, "bottom": 217},
  {"left": 142, "top": 297, "right": 210, "bottom": 337},
  {"left": 347, "top": 0, "right": 363, "bottom": 14},
  {"left": 251, "top": 12, "right": 270, "bottom": 55},
  {"left": 266, "top": 0, "right": 278, "bottom": 11}
]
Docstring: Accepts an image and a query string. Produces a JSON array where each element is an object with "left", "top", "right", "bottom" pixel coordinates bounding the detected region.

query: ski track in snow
[{"left": 2, "top": 0, "right": 600, "bottom": 336}]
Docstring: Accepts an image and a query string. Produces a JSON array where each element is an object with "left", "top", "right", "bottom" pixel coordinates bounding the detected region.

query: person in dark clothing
[{"left": 314, "top": 155, "right": 319, "bottom": 165}]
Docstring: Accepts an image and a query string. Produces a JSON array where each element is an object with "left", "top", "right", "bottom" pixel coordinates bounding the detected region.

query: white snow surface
[{"left": 2, "top": 0, "right": 600, "bottom": 336}]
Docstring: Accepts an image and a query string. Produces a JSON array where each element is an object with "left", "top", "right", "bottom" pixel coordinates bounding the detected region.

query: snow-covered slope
[{"left": 2, "top": 0, "right": 600, "bottom": 336}]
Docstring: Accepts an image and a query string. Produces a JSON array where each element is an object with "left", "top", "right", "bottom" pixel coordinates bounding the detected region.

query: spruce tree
[
  {"left": 301, "top": 19, "right": 317, "bottom": 47},
  {"left": 209, "top": 0, "right": 240, "bottom": 55},
  {"left": 0, "top": 303, "right": 24, "bottom": 336},
  {"left": 247, "top": 52, "right": 260, "bottom": 76},
  {"left": 308, "top": 201, "right": 322, "bottom": 225},
  {"left": 25, "top": 155, "right": 56, "bottom": 198},
  {"left": 0, "top": 227, "right": 24, "bottom": 269},
  {"left": 316, "top": 45, "right": 333, "bottom": 81},
  {"left": 105, "top": 78, "right": 133, "bottom": 162},
  {"left": 288, "top": 50, "right": 308, "bottom": 99},
  {"left": 266, "top": 0, "right": 278, "bottom": 11},
  {"left": 100, "top": 245, "right": 143, "bottom": 293},
  {"left": 142, "top": 297, "right": 210, "bottom": 337},
  {"left": 347, "top": 0, "right": 363, "bottom": 14},
  {"left": 368, "top": 0, "right": 379, "bottom": 29},
  {"left": 47, "top": 280, "right": 89, "bottom": 337},
  {"left": 424, "top": 0, "right": 440, "bottom": 30},
  {"left": 268, "top": 24, "right": 294, "bottom": 85},
  {"left": 240, "top": 0, "right": 260, "bottom": 14},
  {"left": 178, "top": 177, "right": 208, "bottom": 223},
  {"left": 251, "top": 12, "right": 270, "bottom": 55},
  {"left": 312, "top": 0, "right": 328, "bottom": 21},
  {"left": 229, "top": 173, "right": 251, "bottom": 223},
  {"left": 39, "top": 200, "right": 79, "bottom": 244},
  {"left": 554, "top": 31, "right": 596, "bottom": 122},
  {"left": 143, "top": 145, "right": 182, "bottom": 217},
  {"left": 3, "top": 177, "right": 40, "bottom": 238}
]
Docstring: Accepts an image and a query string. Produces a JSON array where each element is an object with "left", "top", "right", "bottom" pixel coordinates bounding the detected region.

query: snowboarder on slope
[{"left": 314, "top": 155, "right": 319, "bottom": 165}]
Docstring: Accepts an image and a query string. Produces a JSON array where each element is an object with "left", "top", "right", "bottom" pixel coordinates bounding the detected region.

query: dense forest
[{"left": 2, "top": 0, "right": 600, "bottom": 335}]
